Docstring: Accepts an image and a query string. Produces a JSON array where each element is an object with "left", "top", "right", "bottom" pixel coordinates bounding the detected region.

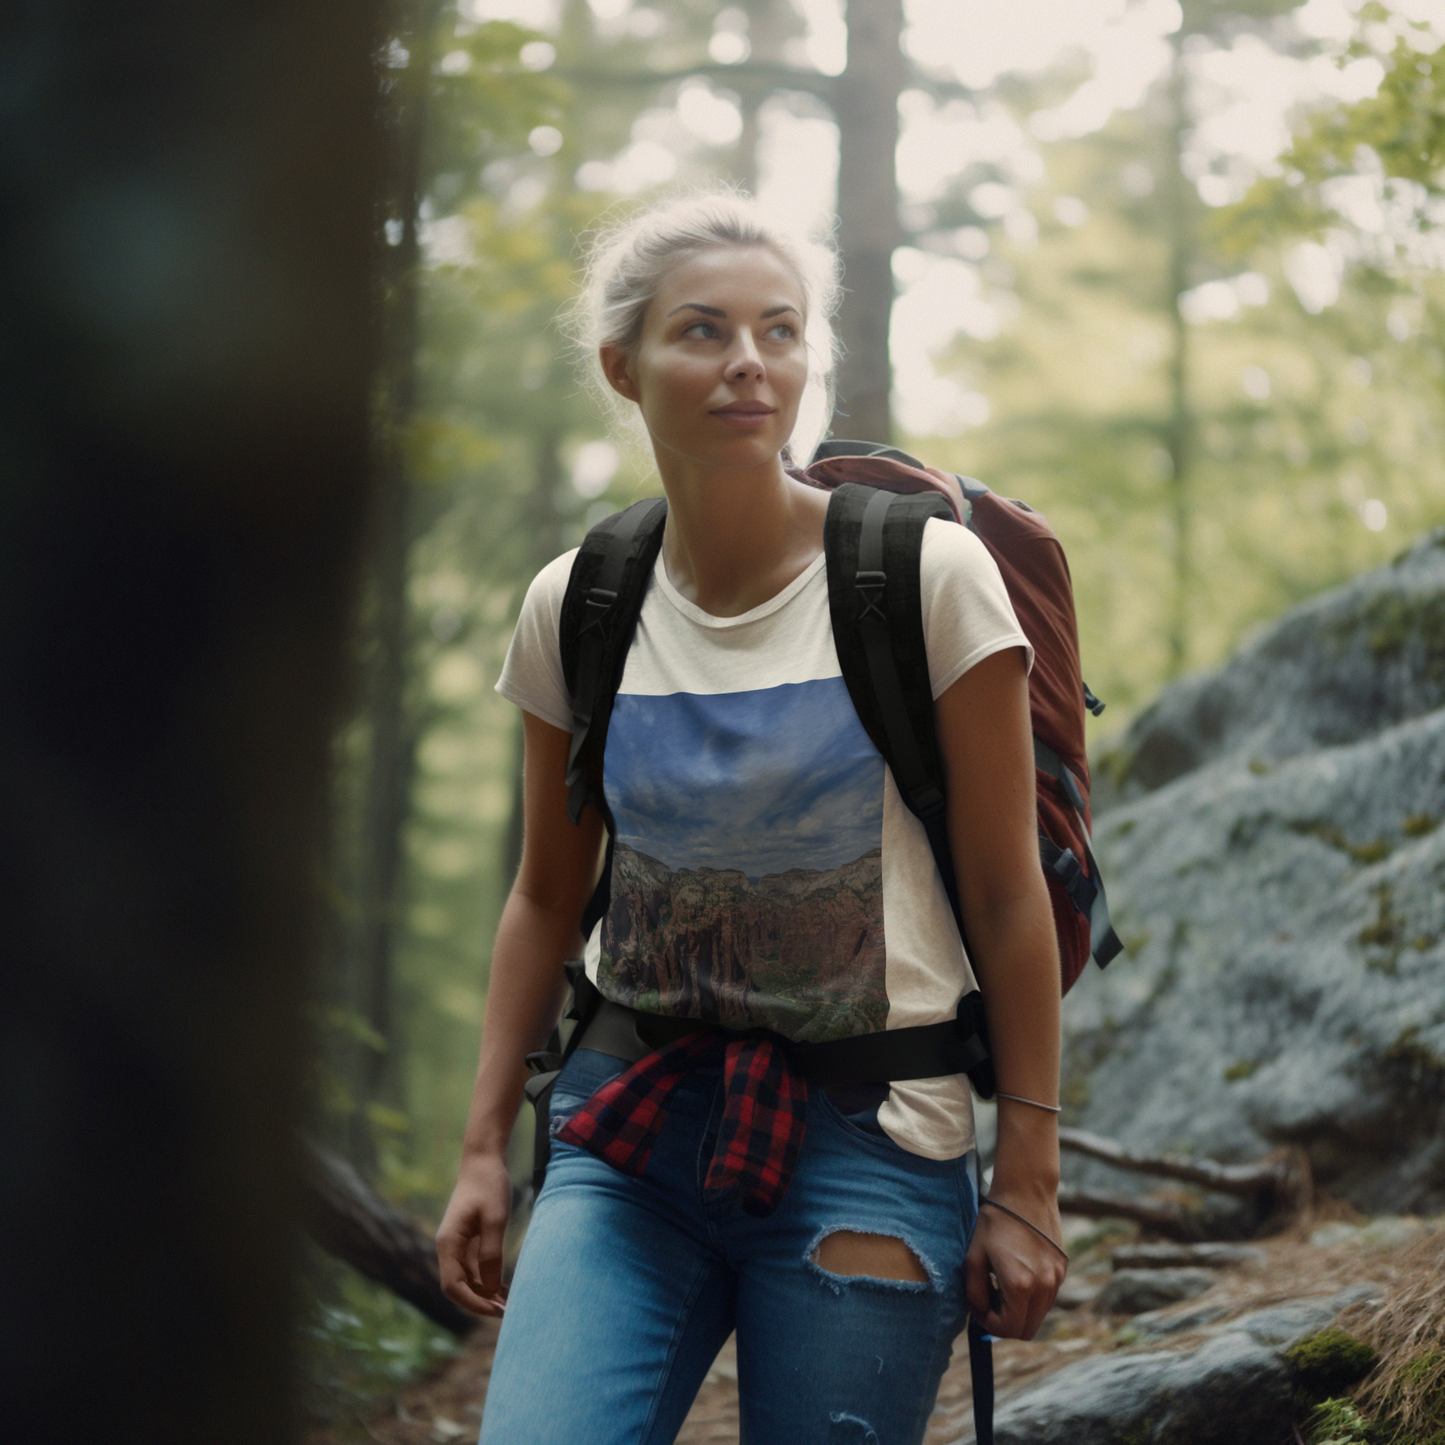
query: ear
[{"left": 599, "top": 344, "right": 640, "bottom": 403}]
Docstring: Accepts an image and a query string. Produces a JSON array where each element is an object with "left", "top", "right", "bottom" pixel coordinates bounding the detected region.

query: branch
[
  {"left": 302, "top": 1137, "right": 479, "bottom": 1337},
  {"left": 1060, "top": 1127, "right": 1309, "bottom": 1201},
  {"left": 553, "top": 61, "right": 837, "bottom": 100},
  {"left": 1057, "top": 1130, "right": 1313, "bottom": 1240},
  {"left": 551, "top": 61, "right": 978, "bottom": 106},
  {"left": 1055, "top": 1183, "right": 1245, "bottom": 1242}
]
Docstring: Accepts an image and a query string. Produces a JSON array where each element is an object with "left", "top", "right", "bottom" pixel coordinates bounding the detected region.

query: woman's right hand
[{"left": 436, "top": 1151, "right": 515, "bottom": 1317}]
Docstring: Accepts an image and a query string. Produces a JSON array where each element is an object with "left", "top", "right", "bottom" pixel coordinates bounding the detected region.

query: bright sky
[{"left": 470, "top": 0, "right": 1444, "bottom": 441}]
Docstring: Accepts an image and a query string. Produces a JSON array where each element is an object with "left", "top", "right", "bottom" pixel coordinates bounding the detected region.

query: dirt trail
[{"left": 307, "top": 1211, "right": 1434, "bottom": 1445}]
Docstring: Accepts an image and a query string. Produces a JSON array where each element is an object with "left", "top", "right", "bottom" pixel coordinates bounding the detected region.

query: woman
[{"left": 437, "top": 192, "right": 1067, "bottom": 1444}]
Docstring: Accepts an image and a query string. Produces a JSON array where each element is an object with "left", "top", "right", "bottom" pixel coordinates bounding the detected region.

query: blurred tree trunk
[
  {"left": 338, "top": 0, "right": 444, "bottom": 1167},
  {"left": 0, "top": 3, "right": 380, "bottom": 1443},
  {"left": 832, "top": 0, "right": 905, "bottom": 444},
  {"left": 732, "top": 0, "right": 798, "bottom": 191}
]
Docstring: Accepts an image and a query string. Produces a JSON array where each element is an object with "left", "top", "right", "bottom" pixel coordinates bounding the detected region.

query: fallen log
[
  {"left": 1056, "top": 1184, "right": 1257, "bottom": 1241},
  {"left": 1057, "top": 1130, "right": 1312, "bottom": 1240},
  {"left": 302, "top": 1138, "right": 479, "bottom": 1337}
]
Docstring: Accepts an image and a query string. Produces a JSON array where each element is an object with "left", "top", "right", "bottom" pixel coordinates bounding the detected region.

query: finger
[
  {"left": 1021, "top": 1259, "right": 1067, "bottom": 1339},
  {"left": 438, "top": 1257, "right": 504, "bottom": 1317},
  {"left": 438, "top": 1227, "right": 504, "bottom": 1317},
  {"left": 476, "top": 1215, "right": 507, "bottom": 1297}
]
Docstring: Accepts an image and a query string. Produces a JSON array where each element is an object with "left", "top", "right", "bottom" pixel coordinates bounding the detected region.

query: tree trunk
[
  {"left": 0, "top": 3, "right": 381, "bottom": 1441},
  {"left": 832, "top": 0, "right": 905, "bottom": 444},
  {"left": 340, "top": 0, "right": 444, "bottom": 1166},
  {"left": 732, "top": 0, "right": 800, "bottom": 191},
  {"left": 304, "top": 1140, "right": 480, "bottom": 1336}
]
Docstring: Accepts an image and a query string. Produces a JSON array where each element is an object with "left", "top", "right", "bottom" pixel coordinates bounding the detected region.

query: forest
[{"left": 2, "top": 1, "right": 1442, "bottom": 1443}]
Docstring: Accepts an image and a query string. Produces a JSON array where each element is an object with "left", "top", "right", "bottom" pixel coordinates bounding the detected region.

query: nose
[{"left": 725, "top": 331, "right": 765, "bottom": 382}]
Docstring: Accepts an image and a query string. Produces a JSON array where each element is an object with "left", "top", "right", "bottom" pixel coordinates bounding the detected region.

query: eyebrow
[{"left": 665, "top": 302, "right": 801, "bottom": 319}]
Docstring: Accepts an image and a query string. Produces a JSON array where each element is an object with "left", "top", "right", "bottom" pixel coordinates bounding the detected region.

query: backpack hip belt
[{"left": 523, "top": 963, "right": 991, "bottom": 1200}]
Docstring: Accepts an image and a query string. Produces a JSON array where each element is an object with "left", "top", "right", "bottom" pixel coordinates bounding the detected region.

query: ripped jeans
[{"left": 478, "top": 1048, "right": 979, "bottom": 1445}]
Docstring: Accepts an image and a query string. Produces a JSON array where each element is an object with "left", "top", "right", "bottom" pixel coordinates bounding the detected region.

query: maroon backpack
[{"left": 803, "top": 442, "right": 1119, "bottom": 994}]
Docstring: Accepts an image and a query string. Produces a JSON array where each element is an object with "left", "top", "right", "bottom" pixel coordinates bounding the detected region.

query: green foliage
[
  {"left": 1305, "top": 1396, "right": 1378, "bottom": 1445},
  {"left": 1226, "top": 19, "right": 1445, "bottom": 258},
  {"left": 1400, "top": 1346, "right": 1445, "bottom": 1405},
  {"left": 299, "top": 1251, "right": 460, "bottom": 1432},
  {"left": 924, "top": 56, "right": 1445, "bottom": 734}
]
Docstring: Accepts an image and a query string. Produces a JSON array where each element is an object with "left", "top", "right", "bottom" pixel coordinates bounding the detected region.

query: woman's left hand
[{"left": 964, "top": 1184, "right": 1068, "bottom": 1340}]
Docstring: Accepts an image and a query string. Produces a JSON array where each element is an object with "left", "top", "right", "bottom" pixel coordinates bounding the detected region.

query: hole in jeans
[{"left": 810, "top": 1230, "right": 930, "bottom": 1285}]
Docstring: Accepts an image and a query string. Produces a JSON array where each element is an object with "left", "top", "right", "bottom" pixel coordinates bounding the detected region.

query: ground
[{"left": 305, "top": 1204, "right": 1437, "bottom": 1445}]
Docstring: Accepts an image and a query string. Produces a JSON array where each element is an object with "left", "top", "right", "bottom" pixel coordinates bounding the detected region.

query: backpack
[
  {"left": 557, "top": 443, "right": 1120, "bottom": 1094},
  {"left": 807, "top": 441, "right": 1121, "bottom": 993}
]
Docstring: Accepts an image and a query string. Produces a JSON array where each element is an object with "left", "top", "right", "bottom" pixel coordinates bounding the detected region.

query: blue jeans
[{"left": 480, "top": 1048, "right": 979, "bottom": 1445}]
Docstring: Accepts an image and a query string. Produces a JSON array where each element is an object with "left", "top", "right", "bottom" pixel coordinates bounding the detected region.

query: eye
[
  {"left": 681, "top": 319, "right": 721, "bottom": 339},
  {"left": 766, "top": 321, "right": 798, "bottom": 341}
]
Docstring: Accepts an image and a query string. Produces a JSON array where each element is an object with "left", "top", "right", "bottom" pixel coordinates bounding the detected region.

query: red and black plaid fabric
[{"left": 555, "top": 1031, "right": 809, "bottom": 1217}]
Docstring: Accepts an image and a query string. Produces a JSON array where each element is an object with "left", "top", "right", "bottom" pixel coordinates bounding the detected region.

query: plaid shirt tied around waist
[{"left": 554, "top": 1029, "right": 808, "bottom": 1217}]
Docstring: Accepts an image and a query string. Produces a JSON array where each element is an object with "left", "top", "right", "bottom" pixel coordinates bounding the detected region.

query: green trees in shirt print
[{"left": 598, "top": 844, "right": 888, "bottom": 1043}]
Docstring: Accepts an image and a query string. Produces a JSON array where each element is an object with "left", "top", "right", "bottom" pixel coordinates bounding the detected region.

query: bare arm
[
  {"left": 936, "top": 645, "right": 1067, "bottom": 1340},
  {"left": 435, "top": 709, "right": 605, "bottom": 1316}
]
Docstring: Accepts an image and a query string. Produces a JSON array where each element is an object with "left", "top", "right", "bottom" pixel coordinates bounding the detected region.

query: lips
[{"left": 710, "top": 402, "right": 774, "bottom": 417}]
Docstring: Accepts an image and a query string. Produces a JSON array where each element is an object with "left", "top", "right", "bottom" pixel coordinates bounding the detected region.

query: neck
[{"left": 655, "top": 454, "right": 826, "bottom": 618}]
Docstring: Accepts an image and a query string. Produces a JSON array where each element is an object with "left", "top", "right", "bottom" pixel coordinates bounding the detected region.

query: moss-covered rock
[{"left": 1287, "top": 1327, "right": 1379, "bottom": 1402}]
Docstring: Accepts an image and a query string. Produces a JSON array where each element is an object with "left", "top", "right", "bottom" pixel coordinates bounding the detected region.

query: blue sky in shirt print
[{"left": 604, "top": 677, "right": 883, "bottom": 880}]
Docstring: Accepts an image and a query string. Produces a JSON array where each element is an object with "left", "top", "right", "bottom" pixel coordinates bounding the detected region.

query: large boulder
[
  {"left": 953, "top": 1289, "right": 1376, "bottom": 1445},
  {"left": 1069, "top": 529, "right": 1445, "bottom": 1212}
]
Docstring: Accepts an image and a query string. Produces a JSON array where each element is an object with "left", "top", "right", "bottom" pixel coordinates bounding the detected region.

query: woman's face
[{"left": 601, "top": 244, "right": 809, "bottom": 474}]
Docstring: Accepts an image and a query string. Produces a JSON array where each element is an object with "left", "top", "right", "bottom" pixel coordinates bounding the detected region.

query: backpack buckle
[
  {"left": 855, "top": 569, "right": 887, "bottom": 622},
  {"left": 579, "top": 586, "right": 619, "bottom": 639},
  {"left": 908, "top": 781, "right": 946, "bottom": 820}
]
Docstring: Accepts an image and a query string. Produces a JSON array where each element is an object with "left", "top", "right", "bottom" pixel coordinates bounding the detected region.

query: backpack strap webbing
[
  {"left": 1032, "top": 737, "right": 1123, "bottom": 968},
  {"left": 561, "top": 496, "right": 669, "bottom": 826},
  {"left": 824, "top": 483, "right": 995, "bottom": 1099},
  {"left": 559, "top": 497, "right": 669, "bottom": 943},
  {"left": 824, "top": 483, "right": 961, "bottom": 920}
]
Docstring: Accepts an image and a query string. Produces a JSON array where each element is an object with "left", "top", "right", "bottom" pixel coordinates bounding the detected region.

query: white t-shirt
[{"left": 496, "top": 516, "right": 1031, "bottom": 1160}]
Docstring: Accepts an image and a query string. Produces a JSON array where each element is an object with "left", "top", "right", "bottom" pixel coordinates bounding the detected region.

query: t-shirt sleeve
[
  {"left": 494, "top": 547, "right": 579, "bottom": 731},
  {"left": 919, "top": 517, "right": 1033, "bottom": 699}
]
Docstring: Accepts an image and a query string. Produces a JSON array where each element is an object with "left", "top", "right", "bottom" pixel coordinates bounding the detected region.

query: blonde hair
[{"left": 566, "top": 189, "right": 842, "bottom": 461}]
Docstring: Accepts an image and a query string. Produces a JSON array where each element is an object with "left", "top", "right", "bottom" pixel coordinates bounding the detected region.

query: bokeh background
[{"left": 3, "top": 1, "right": 1441, "bottom": 1439}]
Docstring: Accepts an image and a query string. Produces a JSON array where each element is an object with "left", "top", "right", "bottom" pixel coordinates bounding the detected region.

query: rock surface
[
  {"left": 1070, "top": 529, "right": 1445, "bottom": 1212},
  {"left": 1093, "top": 1267, "right": 1218, "bottom": 1317},
  {"left": 954, "top": 1287, "right": 1376, "bottom": 1445}
]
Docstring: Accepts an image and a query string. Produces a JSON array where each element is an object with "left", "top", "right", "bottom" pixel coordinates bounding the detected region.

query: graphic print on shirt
[{"left": 599, "top": 677, "right": 885, "bottom": 1043}]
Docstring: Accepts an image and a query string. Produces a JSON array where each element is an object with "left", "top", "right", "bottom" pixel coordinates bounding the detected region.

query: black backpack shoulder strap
[
  {"left": 825, "top": 478, "right": 996, "bottom": 1091},
  {"left": 559, "top": 497, "right": 668, "bottom": 827},
  {"left": 824, "top": 481, "right": 961, "bottom": 921}
]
